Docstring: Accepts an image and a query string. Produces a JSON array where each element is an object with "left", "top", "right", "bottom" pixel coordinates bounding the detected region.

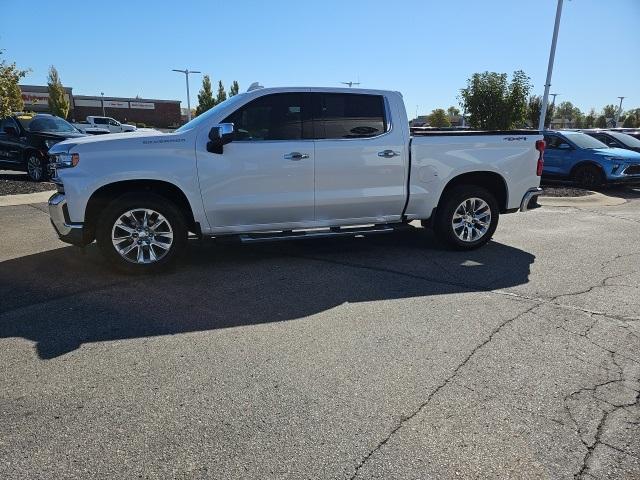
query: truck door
[
  {"left": 92, "top": 117, "right": 110, "bottom": 132},
  {"left": 197, "top": 92, "right": 315, "bottom": 229},
  {"left": 107, "top": 118, "right": 122, "bottom": 133},
  {"left": 311, "top": 93, "right": 406, "bottom": 223}
]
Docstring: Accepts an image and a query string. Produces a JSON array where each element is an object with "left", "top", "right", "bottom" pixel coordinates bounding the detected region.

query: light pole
[
  {"left": 615, "top": 96, "right": 625, "bottom": 126},
  {"left": 538, "top": 0, "right": 564, "bottom": 131},
  {"left": 549, "top": 93, "right": 559, "bottom": 128},
  {"left": 172, "top": 69, "right": 201, "bottom": 122},
  {"left": 101, "top": 92, "right": 105, "bottom": 116}
]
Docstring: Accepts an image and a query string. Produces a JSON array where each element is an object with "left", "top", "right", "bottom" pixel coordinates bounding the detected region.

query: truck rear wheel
[
  {"left": 96, "top": 193, "right": 187, "bottom": 273},
  {"left": 433, "top": 185, "right": 499, "bottom": 250}
]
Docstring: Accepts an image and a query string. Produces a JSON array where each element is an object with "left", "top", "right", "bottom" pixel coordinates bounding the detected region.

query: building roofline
[{"left": 73, "top": 95, "right": 180, "bottom": 104}]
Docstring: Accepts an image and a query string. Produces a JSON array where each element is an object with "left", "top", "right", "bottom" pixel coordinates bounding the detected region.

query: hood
[
  {"left": 33, "top": 131, "right": 87, "bottom": 140},
  {"left": 48, "top": 129, "right": 169, "bottom": 153},
  {"left": 591, "top": 147, "right": 640, "bottom": 161}
]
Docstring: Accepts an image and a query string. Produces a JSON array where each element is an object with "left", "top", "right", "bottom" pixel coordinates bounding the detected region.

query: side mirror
[
  {"left": 3, "top": 126, "right": 18, "bottom": 137},
  {"left": 558, "top": 143, "right": 572, "bottom": 150},
  {"left": 207, "top": 123, "right": 234, "bottom": 154}
]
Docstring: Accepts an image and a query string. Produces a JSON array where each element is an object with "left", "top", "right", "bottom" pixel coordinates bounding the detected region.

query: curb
[
  {"left": 0, "top": 190, "right": 55, "bottom": 207},
  {"left": 538, "top": 191, "right": 627, "bottom": 208}
]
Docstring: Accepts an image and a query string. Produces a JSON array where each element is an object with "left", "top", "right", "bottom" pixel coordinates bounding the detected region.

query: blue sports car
[{"left": 542, "top": 130, "right": 640, "bottom": 188}]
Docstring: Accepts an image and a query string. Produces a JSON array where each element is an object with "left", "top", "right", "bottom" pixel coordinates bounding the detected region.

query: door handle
[
  {"left": 378, "top": 150, "right": 399, "bottom": 158},
  {"left": 283, "top": 152, "right": 309, "bottom": 160}
]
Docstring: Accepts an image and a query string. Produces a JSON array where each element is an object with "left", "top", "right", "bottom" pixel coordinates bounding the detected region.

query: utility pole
[
  {"left": 615, "top": 96, "right": 625, "bottom": 127},
  {"left": 172, "top": 69, "right": 201, "bottom": 122},
  {"left": 538, "top": 0, "right": 564, "bottom": 131}
]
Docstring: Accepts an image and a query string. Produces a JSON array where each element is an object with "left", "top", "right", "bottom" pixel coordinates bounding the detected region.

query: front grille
[{"left": 624, "top": 165, "right": 640, "bottom": 175}]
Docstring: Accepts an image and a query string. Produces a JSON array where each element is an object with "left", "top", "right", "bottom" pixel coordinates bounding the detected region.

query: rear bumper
[
  {"left": 48, "top": 193, "right": 90, "bottom": 246},
  {"left": 520, "top": 187, "right": 543, "bottom": 212}
]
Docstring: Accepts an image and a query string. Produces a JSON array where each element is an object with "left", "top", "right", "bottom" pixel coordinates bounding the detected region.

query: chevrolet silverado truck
[{"left": 48, "top": 86, "right": 544, "bottom": 273}]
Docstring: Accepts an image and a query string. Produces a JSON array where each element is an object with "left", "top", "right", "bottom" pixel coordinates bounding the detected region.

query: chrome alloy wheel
[
  {"left": 27, "top": 154, "right": 43, "bottom": 181},
  {"left": 111, "top": 209, "right": 173, "bottom": 264},
  {"left": 451, "top": 197, "right": 492, "bottom": 243}
]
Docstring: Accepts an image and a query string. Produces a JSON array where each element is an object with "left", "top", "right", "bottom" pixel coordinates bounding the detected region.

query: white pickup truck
[
  {"left": 48, "top": 86, "right": 544, "bottom": 272},
  {"left": 73, "top": 116, "right": 136, "bottom": 134}
]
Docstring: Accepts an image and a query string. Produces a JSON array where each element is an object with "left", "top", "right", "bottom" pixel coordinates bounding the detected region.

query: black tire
[
  {"left": 572, "top": 164, "right": 603, "bottom": 189},
  {"left": 25, "top": 151, "right": 49, "bottom": 182},
  {"left": 433, "top": 185, "right": 499, "bottom": 250},
  {"left": 96, "top": 193, "right": 188, "bottom": 274}
]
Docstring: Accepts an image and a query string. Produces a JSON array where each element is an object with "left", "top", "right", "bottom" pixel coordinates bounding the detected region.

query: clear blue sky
[{"left": 2, "top": 0, "right": 639, "bottom": 117}]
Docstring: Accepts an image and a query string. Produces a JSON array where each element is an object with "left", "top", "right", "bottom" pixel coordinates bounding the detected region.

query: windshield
[
  {"left": 608, "top": 131, "right": 640, "bottom": 148},
  {"left": 563, "top": 132, "right": 609, "bottom": 149},
  {"left": 25, "top": 116, "right": 80, "bottom": 134},
  {"left": 175, "top": 94, "right": 247, "bottom": 133}
]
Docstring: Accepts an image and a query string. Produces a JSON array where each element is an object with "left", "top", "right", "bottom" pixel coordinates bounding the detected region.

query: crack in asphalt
[
  {"left": 574, "top": 386, "right": 640, "bottom": 478},
  {"left": 283, "top": 248, "right": 640, "bottom": 479},
  {"left": 347, "top": 302, "right": 541, "bottom": 479},
  {"left": 581, "top": 209, "right": 640, "bottom": 226},
  {"left": 550, "top": 251, "right": 640, "bottom": 303}
]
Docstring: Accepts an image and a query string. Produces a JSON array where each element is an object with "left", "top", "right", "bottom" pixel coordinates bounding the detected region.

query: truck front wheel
[
  {"left": 433, "top": 185, "right": 499, "bottom": 250},
  {"left": 96, "top": 193, "right": 187, "bottom": 273}
]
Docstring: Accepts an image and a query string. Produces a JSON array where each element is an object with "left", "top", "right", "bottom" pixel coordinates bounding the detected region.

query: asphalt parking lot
[{"left": 1, "top": 190, "right": 639, "bottom": 479}]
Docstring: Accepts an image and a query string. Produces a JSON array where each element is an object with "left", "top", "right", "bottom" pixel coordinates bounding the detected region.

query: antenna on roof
[
  {"left": 247, "top": 82, "right": 264, "bottom": 92},
  {"left": 340, "top": 81, "right": 360, "bottom": 88}
]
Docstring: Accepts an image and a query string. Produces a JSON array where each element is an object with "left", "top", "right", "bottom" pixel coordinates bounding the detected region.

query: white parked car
[
  {"left": 48, "top": 86, "right": 544, "bottom": 273},
  {"left": 73, "top": 116, "right": 136, "bottom": 134}
]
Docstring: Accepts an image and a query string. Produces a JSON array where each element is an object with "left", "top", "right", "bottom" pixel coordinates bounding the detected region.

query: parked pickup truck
[
  {"left": 48, "top": 86, "right": 544, "bottom": 273},
  {"left": 73, "top": 116, "right": 136, "bottom": 134}
]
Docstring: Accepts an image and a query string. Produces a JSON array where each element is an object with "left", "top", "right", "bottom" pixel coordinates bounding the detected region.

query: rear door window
[
  {"left": 314, "top": 93, "right": 387, "bottom": 139},
  {"left": 93, "top": 117, "right": 107, "bottom": 125}
]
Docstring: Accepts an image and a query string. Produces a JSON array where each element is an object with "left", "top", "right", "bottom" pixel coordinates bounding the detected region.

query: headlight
[
  {"left": 44, "top": 139, "right": 59, "bottom": 149},
  {"left": 52, "top": 152, "right": 80, "bottom": 168}
]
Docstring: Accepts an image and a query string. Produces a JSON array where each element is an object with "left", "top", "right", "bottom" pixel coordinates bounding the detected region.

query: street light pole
[
  {"left": 172, "top": 69, "right": 201, "bottom": 122},
  {"left": 538, "top": 0, "right": 564, "bottom": 132},
  {"left": 101, "top": 92, "right": 105, "bottom": 116},
  {"left": 615, "top": 96, "right": 625, "bottom": 127}
]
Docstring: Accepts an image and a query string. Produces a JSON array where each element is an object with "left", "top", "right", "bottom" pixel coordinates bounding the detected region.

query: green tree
[
  {"left": 216, "top": 80, "right": 227, "bottom": 104},
  {"left": 595, "top": 115, "right": 607, "bottom": 128},
  {"left": 556, "top": 101, "right": 575, "bottom": 120},
  {"left": 623, "top": 114, "right": 637, "bottom": 128},
  {"left": 584, "top": 108, "right": 597, "bottom": 128},
  {"left": 0, "top": 50, "right": 29, "bottom": 118},
  {"left": 47, "top": 66, "right": 69, "bottom": 118},
  {"left": 527, "top": 95, "right": 553, "bottom": 128},
  {"left": 428, "top": 108, "right": 451, "bottom": 128},
  {"left": 459, "top": 70, "right": 531, "bottom": 129},
  {"left": 228, "top": 80, "right": 240, "bottom": 97},
  {"left": 446, "top": 106, "right": 460, "bottom": 117},
  {"left": 623, "top": 108, "right": 640, "bottom": 128},
  {"left": 602, "top": 104, "right": 617, "bottom": 119},
  {"left": 195, "top": 75, "right": 215, "bottom": 116}
]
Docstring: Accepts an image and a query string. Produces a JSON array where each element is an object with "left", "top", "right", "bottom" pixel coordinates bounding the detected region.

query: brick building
[{"left": 20, "top": 85, "right": 182, "bottom": 128}]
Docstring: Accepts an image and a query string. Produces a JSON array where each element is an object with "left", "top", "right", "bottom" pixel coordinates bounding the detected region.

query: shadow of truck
[{"left": 0, "top": 228, "right": 535, "bottom": 359}]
